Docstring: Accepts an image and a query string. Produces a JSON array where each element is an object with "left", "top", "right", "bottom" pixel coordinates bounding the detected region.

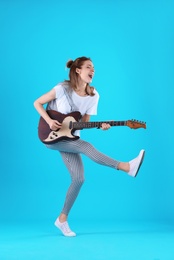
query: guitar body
[{"left": 38, "top": 110, "right": 82, "bottom": 144}]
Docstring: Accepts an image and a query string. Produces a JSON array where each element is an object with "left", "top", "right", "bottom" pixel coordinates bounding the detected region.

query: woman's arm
[
  {"left": 81, "top": 114, "right": 90, "bottom": 122},
  {"left": 34, "top": 88, "right": 62, "bottom": 130}
]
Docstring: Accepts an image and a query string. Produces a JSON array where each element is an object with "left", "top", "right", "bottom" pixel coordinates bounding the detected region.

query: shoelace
[{"left": 61, "top": 221, "right": 72, "bottom": 233}]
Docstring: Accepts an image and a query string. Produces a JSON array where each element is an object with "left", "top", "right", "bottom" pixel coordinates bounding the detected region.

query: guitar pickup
[{"left": 69, "top": 121, "right": 72, "bottom": 129}]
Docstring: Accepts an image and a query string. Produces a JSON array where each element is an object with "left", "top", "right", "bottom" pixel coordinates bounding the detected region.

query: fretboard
[{"left": 71, "top": 121, "right": 126, "bottom": 130}]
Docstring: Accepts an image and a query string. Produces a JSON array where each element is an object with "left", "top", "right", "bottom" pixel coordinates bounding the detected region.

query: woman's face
[{"left": 76, "top": 60, "right": 95, "bottom": 84}]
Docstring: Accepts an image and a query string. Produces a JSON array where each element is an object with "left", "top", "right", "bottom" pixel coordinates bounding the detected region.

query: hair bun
[{"left": 66, "top": 59, "right": 74, "bottom": 68}]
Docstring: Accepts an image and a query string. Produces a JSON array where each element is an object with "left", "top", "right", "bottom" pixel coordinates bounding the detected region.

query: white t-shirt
[
  {"left": 47, "top": 82, "right": 99, "bottom": 115},
  {"left": 47, "top": 82, "right": 99, "bottom": 136}
]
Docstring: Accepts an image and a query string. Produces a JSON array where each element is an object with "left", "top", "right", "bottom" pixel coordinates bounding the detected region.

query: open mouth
[{"left": 88, "top": 74, "right": 93, "bottom": 79}]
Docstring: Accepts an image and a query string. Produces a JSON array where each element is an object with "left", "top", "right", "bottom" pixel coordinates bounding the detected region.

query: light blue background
[{"left": 0, "top": 0, "right": 173, "bottom": 225}]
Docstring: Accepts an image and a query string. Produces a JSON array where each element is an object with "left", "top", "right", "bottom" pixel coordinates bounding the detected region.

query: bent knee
[{"left": 72, "top": 177, "right": 85, "bottom": 187}]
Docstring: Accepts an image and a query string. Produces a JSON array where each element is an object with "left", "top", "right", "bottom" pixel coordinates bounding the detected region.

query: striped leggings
[{"left": 46, "top": 139, "right": 120, "bottom": 216}]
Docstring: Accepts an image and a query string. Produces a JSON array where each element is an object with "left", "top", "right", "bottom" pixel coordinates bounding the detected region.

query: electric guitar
[{"left": 38, "top": 110, "right": 146, "bottom": 144}]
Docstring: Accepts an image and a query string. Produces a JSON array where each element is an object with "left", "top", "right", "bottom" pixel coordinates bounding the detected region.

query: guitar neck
[{"left": 71, "top": 120, "right": 126, "bottom": 130}]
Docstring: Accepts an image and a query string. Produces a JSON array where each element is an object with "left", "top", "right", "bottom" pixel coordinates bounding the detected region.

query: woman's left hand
[{"left": 101, "top": 123, "right": 111, "bottom": 130}]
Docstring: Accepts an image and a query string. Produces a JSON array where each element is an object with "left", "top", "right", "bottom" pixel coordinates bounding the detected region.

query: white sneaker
[
  {"left": 128, "top": 150, "right": 145, "bottom": 177},
  {"left": 54, "top": 218, "right": 76, "bottom": 237}
]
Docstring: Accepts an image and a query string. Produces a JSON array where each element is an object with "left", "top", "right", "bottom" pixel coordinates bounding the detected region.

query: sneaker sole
[{"left": 134, "top": 150, "right": 145, "bottom": 177}]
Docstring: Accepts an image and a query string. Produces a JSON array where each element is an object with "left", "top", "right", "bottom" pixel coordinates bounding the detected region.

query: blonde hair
[{"left": 66, "top": 56, "right": 95, "bottom": 96}]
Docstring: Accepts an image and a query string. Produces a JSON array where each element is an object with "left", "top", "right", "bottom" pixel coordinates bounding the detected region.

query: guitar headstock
[{"left": 126, "top": 120, "right": 146, "bottom": 129}]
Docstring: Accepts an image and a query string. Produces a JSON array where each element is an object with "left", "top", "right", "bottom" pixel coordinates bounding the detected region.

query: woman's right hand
[{"left": 49, "top": 119, "right": 62, "bottom": 131}]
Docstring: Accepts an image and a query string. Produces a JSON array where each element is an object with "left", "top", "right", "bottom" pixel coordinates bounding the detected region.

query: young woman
[{"left": 34, "top": 56, "right": 145, "bottom": 237}]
